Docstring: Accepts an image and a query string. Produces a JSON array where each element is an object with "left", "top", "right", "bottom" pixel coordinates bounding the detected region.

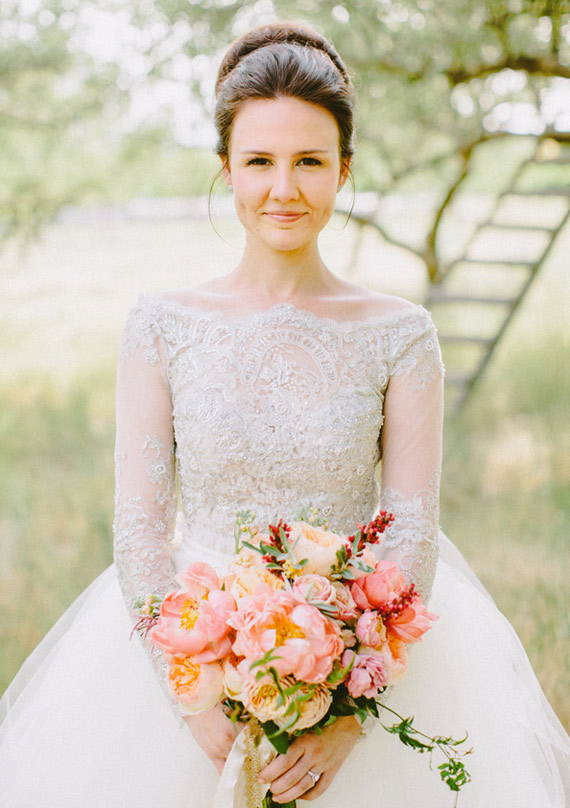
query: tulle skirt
[{"left": 1, "top": 533, "right": 569, "bottom": 807}]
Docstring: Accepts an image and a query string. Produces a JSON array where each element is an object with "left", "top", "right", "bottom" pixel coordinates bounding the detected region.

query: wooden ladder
[{"left": 425, "top": 137, "right": 570, "bottom": 413}]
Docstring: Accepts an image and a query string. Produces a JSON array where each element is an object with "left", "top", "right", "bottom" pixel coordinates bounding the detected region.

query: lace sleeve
[
  {"left": 379, "top": 309, "right": 444, "bottom": 603},
  {"left": 113, "top": 299, "right": 178, "bottom": 690}
]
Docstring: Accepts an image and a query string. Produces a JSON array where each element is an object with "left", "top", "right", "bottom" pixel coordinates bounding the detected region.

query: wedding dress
[{"left": 1, "top": 296, "right": 569, "bottom": 807}]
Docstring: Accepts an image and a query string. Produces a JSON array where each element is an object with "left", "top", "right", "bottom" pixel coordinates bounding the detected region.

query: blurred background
[{"left": 1, "top": 0, "right": 569, "bottom": 728}]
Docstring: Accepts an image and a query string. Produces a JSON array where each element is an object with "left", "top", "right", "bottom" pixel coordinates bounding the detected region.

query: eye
[
  {"left": 245, "top": 157, "right": 270, "bottom": 166},
  {"left": 298, "top": 157, "right": 323, "bottom": 166}
]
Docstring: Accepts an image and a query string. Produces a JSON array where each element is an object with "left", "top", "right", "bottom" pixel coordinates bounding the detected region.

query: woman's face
[{"left": 222, "top": 96, "right": 350, "bottom": 256}]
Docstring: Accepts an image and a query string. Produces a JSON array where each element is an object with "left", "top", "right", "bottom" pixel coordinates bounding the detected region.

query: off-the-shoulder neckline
[{"left": 137, "top": 294, "right": 431, "bottom": 332}]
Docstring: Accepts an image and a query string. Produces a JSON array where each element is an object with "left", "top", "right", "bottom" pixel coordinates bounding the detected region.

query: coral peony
[
  {"left": 168, "top": 655, "right": 224, "bottom": 715},
  {"left": 176, "top": 562, "right": 221, "bottom": 597},
  {"left": 230, "top": 590, "right": 343, "bottom": 683},
  {"left": 351, "top": 560, "right": 406, "bottom": 611},
  {"left": 387, "top": 596, "right": 438, "bottom": 643},
  {"left": 152, "top": 588, "right": 236, "bottom": 662}
]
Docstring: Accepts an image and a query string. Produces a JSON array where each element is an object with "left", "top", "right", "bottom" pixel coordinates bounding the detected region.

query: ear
[
  {"left": 337, "top": 158, "right": 351, "bottom": 191},
  {"left": 220, "top": 155, "right": 232, "bottom": 188}
]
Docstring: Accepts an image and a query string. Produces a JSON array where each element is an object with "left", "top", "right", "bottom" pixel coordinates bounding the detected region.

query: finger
[
  {"left": 303, "top": 770, "right": 333, "bottom": 800},
  {"left": 212, "top": 757, "right": 226, "bottom": 775},
  {"left": 270, "top": 770, "right": 321, "bottom": 804},
  {"left": 258, "top": 745, "right": 304, "bottom": 783},
  {"left": 267, "top": 760, "right": 310, "bottom": 799}
]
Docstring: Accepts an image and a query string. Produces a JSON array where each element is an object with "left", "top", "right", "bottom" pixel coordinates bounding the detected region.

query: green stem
[{"left": 262, "top": 795, "right": 296, "bottom": 808}]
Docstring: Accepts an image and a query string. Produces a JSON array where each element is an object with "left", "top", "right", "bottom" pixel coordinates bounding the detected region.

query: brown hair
[{"left": 214, "top": 22, "right": 355, "bottom": 161}]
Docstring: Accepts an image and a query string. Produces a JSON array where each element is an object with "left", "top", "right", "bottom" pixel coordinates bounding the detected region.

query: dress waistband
[{"left": 172, "top": 513, "right": 234, "bottom": 576}]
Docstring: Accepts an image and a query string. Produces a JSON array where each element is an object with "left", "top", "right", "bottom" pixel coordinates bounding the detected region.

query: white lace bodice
[{"left": 113, "top": 296, "right": 444, "bottom": 645}]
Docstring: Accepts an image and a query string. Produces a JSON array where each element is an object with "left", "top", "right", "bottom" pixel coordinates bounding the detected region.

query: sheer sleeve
[
  {"left": 379, "top": 308, "right": 444, "bottom": 603},
  {"left": 113, "top": 299, "right": 178, "bottom": 687}
]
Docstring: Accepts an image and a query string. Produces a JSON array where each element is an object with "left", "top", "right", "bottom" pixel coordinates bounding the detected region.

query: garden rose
[
  {"left": 331, "top": 582, "right": 359, "bottom": 620},
  {"left": 376, "top": 637, "right": 408, "bottom": 684},
  {"left": 168, "top": 655, "right": 224, "bottom": 715},
  {"left": 225, "top": 566, "right": 283, "bottom": 598},
  {"left": 356, "top": 610, "right": 387, "bottom": 647},
  {"left": 239, "top": 676, "right": 332, "bottom": 730},
  {"left": 292, "top": 681, "right": 333, "bottom": 730},
  {"left": 288, "top": 522, "right": 344, "bottom": 577},
  {"left": 342, "top": 649, "right": 387, "bottom": 699},
  {"left": 222, "top": 655, "right": 244, "bottom": 699},
  {"left": 292, "top": 574, "right": 336, "bottom": 605}
]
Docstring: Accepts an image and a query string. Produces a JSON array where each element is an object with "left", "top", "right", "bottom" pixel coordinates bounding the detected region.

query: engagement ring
[{"left": 306, "top": 769, "right": 321, "bottom": 784}]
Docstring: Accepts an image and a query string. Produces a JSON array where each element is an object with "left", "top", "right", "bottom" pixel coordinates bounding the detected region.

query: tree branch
[{"left": 446, "top": 54, "right": 570, "bottom": 85}]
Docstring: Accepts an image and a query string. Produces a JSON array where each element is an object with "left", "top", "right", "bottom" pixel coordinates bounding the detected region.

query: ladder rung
[
  {"left": 459, "top": 258, "right": 537, "bottom": 267},
  {"left": 444, "top": 374, "right": 471, "bottom": 386},
  {"left": 427, "top": 292, "right": 517, "bottom": 305},
  {"left": 481, "top": 222, "right": 559, "bottom": 233},
  {"left": 438, "top": 334, "right": 495, "bottom": 345},
  {"left": 510, "top": 188, "right": 570, "bottom": 198},
  {"left": 532, "top": 157, "right": 570, "bottom": 166}
]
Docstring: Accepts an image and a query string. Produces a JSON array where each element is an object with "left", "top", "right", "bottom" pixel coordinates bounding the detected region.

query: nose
[{"left": 270, "top": 166, "right": 300, "bottom": 202}]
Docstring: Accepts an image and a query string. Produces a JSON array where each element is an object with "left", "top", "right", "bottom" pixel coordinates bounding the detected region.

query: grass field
[{"left": 1, "top": 206, "right": 569, "bottom": 729}]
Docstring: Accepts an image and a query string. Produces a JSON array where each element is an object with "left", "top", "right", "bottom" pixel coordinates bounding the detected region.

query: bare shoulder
[
  {"left": 148, "top": 282, "right": 225, "bottom": 310},
  {"left": 331, "top": 282, "right": 420, "bottom": 321}
]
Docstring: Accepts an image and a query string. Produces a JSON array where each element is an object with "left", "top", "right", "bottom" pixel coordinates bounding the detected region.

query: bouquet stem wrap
[{"left": 209, "top": 725, "right": 276, "bottom": 808}]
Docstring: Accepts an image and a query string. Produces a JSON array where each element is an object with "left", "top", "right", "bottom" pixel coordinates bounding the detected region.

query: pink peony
[
  {"left": 387, "top": 596, "right": 438, "bottom": 643},
  {"left": 356, "top": 610, "right": 387, "bottom": 647},
  {"left": 351, "top": 560, "right": 406, "bottom": 611},
  {"left": 167, "top": 655, "right": 224, "bottom": 715},
  {"left": 229, "top": 590, "right": 344, "bottom": 683},
  {"left": 342, "top": 649, "right": 387, "bottom": 699}
]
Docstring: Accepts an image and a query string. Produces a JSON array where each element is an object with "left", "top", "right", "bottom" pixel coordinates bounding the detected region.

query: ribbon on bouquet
[{"left": 209, "top": 725, "right": 277, "bottom": 808}]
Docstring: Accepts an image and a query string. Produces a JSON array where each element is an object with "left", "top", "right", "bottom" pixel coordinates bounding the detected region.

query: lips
[{"left": 264, "top": 211, "right": 306, "bottom": 223}]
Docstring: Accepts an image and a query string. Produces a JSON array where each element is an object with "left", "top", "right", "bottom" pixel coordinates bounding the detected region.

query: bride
[{"left": 1, "top": 21, "right": 569, "bottom": 808}]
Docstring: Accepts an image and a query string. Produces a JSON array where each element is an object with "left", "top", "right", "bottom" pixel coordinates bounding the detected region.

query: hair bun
[{"left": 216, "top": 22, "right": 349, "bottom": 93}]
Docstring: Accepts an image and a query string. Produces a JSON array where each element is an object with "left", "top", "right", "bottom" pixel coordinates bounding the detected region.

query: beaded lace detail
[
  {"left": 381, "top": 472, "right": 441, "bottom": 601},
  {"left": 113, "top": 296, "right": 444, "bottom": 692}
]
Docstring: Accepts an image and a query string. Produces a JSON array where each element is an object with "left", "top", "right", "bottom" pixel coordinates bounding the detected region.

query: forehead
[{"left": 230, "top": 96, "right": 340, "bottom": 152}]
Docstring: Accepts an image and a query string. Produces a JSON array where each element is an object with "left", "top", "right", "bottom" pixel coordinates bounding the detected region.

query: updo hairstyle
[{"left": 214, "top": 22, "right": 355, "bottom": 161}]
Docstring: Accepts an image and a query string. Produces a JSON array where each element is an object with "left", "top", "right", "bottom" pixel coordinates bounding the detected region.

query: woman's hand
[
  {"left": 184, "top": 703, "right": 240, "bottom": 774},
  {"left": 258, "top": 715, "right": 362, "bottom": 803}
]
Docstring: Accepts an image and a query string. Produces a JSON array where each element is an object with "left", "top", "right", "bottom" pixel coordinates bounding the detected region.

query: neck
[{"left": 228, "top": 239, "right": 333, "bottom": 303}]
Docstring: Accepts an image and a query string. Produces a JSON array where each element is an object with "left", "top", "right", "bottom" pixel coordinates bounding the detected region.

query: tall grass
[{"left": 0, "top": 373, "right": 115, "bottom": 691}]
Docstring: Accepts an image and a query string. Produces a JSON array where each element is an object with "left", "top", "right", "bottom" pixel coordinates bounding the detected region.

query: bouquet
[{"left": 134, "top": 509, "right": 471, "bottom": 807}]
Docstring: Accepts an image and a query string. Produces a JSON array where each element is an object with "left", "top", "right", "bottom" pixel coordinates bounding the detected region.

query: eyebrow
[{"left": 239, "top": 149, "right": 330, "bottom": 155}]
